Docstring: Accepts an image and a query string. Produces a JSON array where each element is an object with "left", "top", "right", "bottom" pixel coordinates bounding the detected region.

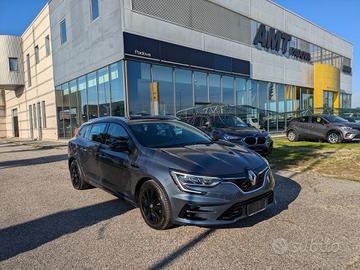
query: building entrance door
[{"left": 12, "top": 108, "right": 19, "bottom": 137}]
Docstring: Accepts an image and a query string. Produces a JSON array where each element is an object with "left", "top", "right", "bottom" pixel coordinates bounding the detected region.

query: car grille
[
  {"left": 243, "top": 136, "right": 266, "bottom": 145},
  {"left": 225, "top": 168, "right": 268, "bottom": 192},
  {"left": 218, "top": 191, "right": 274, "bottom": 220}
]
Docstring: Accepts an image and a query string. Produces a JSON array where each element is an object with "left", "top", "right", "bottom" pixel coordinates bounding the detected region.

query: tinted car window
[
  {"left": 78, "top": 125, "right": 89, "bottom": 138},
  {"left": 105, "top": 124, "right": 129, "bottom": 145},
  {"left": 312, "top": 117, "right": 325, "bottom": 124},
  {"left": 129, "top": 121, "right": 211, "bottom": 148},
  {"left": 298, "top": 116, "right": 309, "bottom": 123},
  {"left": 87, "top": 123, "right": 107, "bottom": 142},
  {"left": 323, "top": 115, "right": 348, "bottom": 123},
  {"left": 212, "top": 116, "right": 248, "bottom": 128}
]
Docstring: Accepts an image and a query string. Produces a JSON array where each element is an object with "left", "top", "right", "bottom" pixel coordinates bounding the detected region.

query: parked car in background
[
  {"left": 287, "top": 115, "right": 360, "bottom": 144},
  {"left": 341, "top": 113, "right": 360, "bottom": 124},
  {"left": 68, "top": 116, "right": 275, "bottom": 230},
  {"left": 182, "top": 114, "right": 273, "bottom": 156}
]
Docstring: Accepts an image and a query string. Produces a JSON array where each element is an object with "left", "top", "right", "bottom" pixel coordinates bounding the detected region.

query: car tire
[
  {"left": 69, "top": 159, "right": 93, "bottom": 190},
  {"left": 139, "top": 180, "right": 173, "bottom": 230},
  {"left": 287, "top": 130, "right": 298, "bottom": 142},
  {"left": 327, "top": 132, "right": 341, "bottom": 144}
]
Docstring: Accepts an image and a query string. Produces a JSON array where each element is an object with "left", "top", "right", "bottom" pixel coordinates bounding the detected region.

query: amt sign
[{"left": 253, "top": 24, "right": 311, "bottom": 62}]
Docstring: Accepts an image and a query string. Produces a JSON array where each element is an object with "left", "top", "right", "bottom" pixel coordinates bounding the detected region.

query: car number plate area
[{"left": 247, "top": 198, "right": 267, "bottom": 216}]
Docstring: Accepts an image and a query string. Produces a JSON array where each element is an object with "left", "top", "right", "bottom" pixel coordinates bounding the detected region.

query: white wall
[{"left": 49, "top": 0, "right": 124, "bottom": 86}]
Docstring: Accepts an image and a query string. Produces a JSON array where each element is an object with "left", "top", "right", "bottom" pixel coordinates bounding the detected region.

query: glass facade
[
  {"left": 58, "top": 59, "right": 360, "bottom": 137},
  {"left": 126, "top": 60, "right": 314, "bottom": 133},
  {"left": 56, "top": 61, "right": 125, "bottom": 138},
  {"left": 340, "top": 93, "right": 352, "bottom": 109}
]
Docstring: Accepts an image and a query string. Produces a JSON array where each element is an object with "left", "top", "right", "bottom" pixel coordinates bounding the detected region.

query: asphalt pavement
[{"left": 0, "top": 140, "right": 359, "bottom": 270}]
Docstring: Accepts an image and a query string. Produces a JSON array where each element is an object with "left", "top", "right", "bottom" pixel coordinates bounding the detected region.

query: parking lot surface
[{"left": 0, "top": 140, "right": 360, "bottom": 270}]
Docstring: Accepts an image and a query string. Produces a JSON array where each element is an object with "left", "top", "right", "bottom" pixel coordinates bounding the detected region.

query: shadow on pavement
[
  {"left": 148, "top": 173, "right": 301, "bottom": 269},
  {"left": 0, "top": 199, "right": 133, "bottom": 261},
  {"left": 0, "top": 154, "right": 68, "bottom": 169}
]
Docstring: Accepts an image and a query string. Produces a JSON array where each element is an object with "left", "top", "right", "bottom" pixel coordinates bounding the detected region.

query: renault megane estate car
[{"left": 68, "top": 116, "right": 275, "bottom": 230}]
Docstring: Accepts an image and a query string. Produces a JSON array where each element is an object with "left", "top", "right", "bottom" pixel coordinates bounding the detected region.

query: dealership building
[{"left": 0, "top": 0, "right": 353, "bottom": 140}]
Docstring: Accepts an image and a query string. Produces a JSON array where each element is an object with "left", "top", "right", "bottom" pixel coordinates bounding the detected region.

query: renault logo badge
[{"left": 248, "top": 170, "right": 257, "bottom": 186}]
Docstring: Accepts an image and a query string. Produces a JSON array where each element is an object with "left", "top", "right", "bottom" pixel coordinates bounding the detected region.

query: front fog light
[{"left": 170, "top": 171, "right": 222, "bottom": 194}]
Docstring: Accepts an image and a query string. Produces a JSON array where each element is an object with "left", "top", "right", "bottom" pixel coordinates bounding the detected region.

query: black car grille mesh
[
  {"left": 243, "top": 136, "right": 266, "bottom": 145},
  {"left": 218, "top": 191, "right": 274, "bottom": 220},
  {"left": 226, "top": 169, "right": 268, "bottom": 192}
]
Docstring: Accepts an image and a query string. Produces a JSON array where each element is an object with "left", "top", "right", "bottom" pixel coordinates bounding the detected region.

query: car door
[
  {"left": 297, "top": 116, "right": 311, "bottom": 139},
  {"left": 82, "top": 123, "right": 108, "bottom": 184},
  {"left": 97, "top": 123, "right": 133, "bottom": 196},
  {"left": 309, "top": 116, "right": 329, "bottom": 139}
]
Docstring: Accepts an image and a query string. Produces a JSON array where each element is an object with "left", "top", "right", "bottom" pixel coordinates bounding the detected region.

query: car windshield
[
  {"left": 212, "top": 116, "right": 249, "bottom": 128},
  {"left": 323, "top": 115, "right": 349, "bottom": 123},
  {"left": 129, "top": 120, "right": 212, "bottom": 148}
]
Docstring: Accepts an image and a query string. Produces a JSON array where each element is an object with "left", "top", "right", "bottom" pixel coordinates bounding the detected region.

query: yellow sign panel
[{"left": 150, "top": 82, "right": 159, "bottom": 102}]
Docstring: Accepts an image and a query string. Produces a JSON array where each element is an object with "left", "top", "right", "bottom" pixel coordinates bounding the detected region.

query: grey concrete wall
[
  {"left": 49, "top": 0, "right": 124, "bottom": 87},
  {"left": 0, "top": 35, "right": 24, "bottom": 89},
  {"left": 124, "top": 0, "right": 352, "bottom": 92}
]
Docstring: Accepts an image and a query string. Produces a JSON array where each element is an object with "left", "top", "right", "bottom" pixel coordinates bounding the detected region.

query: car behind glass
[
  {"left": 181, "top": 114, "right": 273, "bottom": 156},
  {"left": 68, "top": 117, "right": 275, "bottom": 230}
]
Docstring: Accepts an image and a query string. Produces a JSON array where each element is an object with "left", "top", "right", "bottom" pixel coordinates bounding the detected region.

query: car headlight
[
  {"left": 340, "top": 126, "right": 353, "bottom": 132},
  {"left": 170, "top": 171, "right": 222, "bottom": 194},
  {"left": 223, "top": 134, "right": 239, "bottom": 141},
  {"left": 266, "top": 134, "right": 272, "bottom": 142}
]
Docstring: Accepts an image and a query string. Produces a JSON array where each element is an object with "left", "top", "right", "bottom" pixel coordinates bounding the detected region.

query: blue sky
[{"left": 0, "top": 0, "right": 359, "bottom": 107}]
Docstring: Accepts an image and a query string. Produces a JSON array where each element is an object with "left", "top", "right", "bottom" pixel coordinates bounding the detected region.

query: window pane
[
  {"left": 194, "top": 71, "right": 208, "bottom": 104},
  {"left": 222, "top": 76, "right": 234, "bottom": 104},
  {"left": 35, "top": 46, "right": 40, "bottom": 64},
  {"left": 69, "top": 80, "right": 79, "bottom": 134},
  {"left": 127, "top": 61, "right": 151, "bottom": 115},
  {"left": 152, "top": 65, "right": 174, "bottom": 115},
  {"left": 55, "top": 86, "right": 64, "bottom": 138},
  {"left": 26, "top": 54, "right": 31, "bottom": 87},
  {"left": 236, "top": 77, "right": 247, "bottom": 105},
  {"left": 60, "top": 20, "right": 67, "bottom": 44},
  {"left": 110, "top": 62, "right": 125, "bottom": 116},
  {"left": 45, "top": 35, "right": 51, "bottom": 56},
  {"left": 87, "top": 72, "right": 98, "bottom": 119},
  {"left": 91, "top": 0, "right": 99, "bottom": 20},
  {"left": 62, "top": 83, "right": 72, "bottom": 138},
  {"left": 98, "top": 67, "right": 111, "bottom": 117},
  {"left": 9, "top": 58, "right": 18, "bottom": 71},
  {"left": 78, "top": 76, "right": 88, "bottom": 124},
  {"left": 175, "top": 68, "right": 193, "bottom": 113},
  {"left": 209, "top": 74, "right": 221, "bottom": 103},
  {"left": 42, "top": 101, "right": 47, "bottom": 128}
]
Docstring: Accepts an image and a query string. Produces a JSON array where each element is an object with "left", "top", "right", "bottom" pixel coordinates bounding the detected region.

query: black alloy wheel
[
  {"left": 70, "top": 160, "right": 92, "bottom": 190},
  {"left": 139, "top": 180, "right": 172, "bottom": 230}
]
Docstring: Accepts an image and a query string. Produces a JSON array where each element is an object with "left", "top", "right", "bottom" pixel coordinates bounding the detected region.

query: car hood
[
  {"left": 332, "top": 122, "right": 360, "bottom": 130},
  {"left": 216, "top": 127, "right": 268, "bottom": 137},
  {"left": 152, "top": 143, "right": 266, "bottom": 176}
]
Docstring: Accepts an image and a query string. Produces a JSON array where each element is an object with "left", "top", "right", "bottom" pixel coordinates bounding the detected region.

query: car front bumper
[
  {"left": 342, "top": 130, "right": 360, "bottom": 141},
  {"left": 168, "top": 170, "right": 275, "bottom": 226}
]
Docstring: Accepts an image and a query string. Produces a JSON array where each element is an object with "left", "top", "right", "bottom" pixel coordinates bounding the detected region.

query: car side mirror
[{"left": 110, "top": 139, "right": 130, "bottom": 152}]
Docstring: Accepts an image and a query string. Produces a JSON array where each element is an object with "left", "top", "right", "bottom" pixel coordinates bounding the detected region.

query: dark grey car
[
  {"left": 287, "top": 115, "right": 360, "bottom": 144},
  {"left": 68, "top": 116, "right": 275, "bottom": 230}
]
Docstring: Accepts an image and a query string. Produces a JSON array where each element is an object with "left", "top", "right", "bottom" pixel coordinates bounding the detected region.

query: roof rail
[{"left": 129, "top": 115, "right": 180, "bottom": 121}]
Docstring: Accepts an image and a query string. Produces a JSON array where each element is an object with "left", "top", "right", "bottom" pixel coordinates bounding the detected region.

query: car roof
[{"left": 81, "top": 116, "right": 179, "bottom": 126}]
